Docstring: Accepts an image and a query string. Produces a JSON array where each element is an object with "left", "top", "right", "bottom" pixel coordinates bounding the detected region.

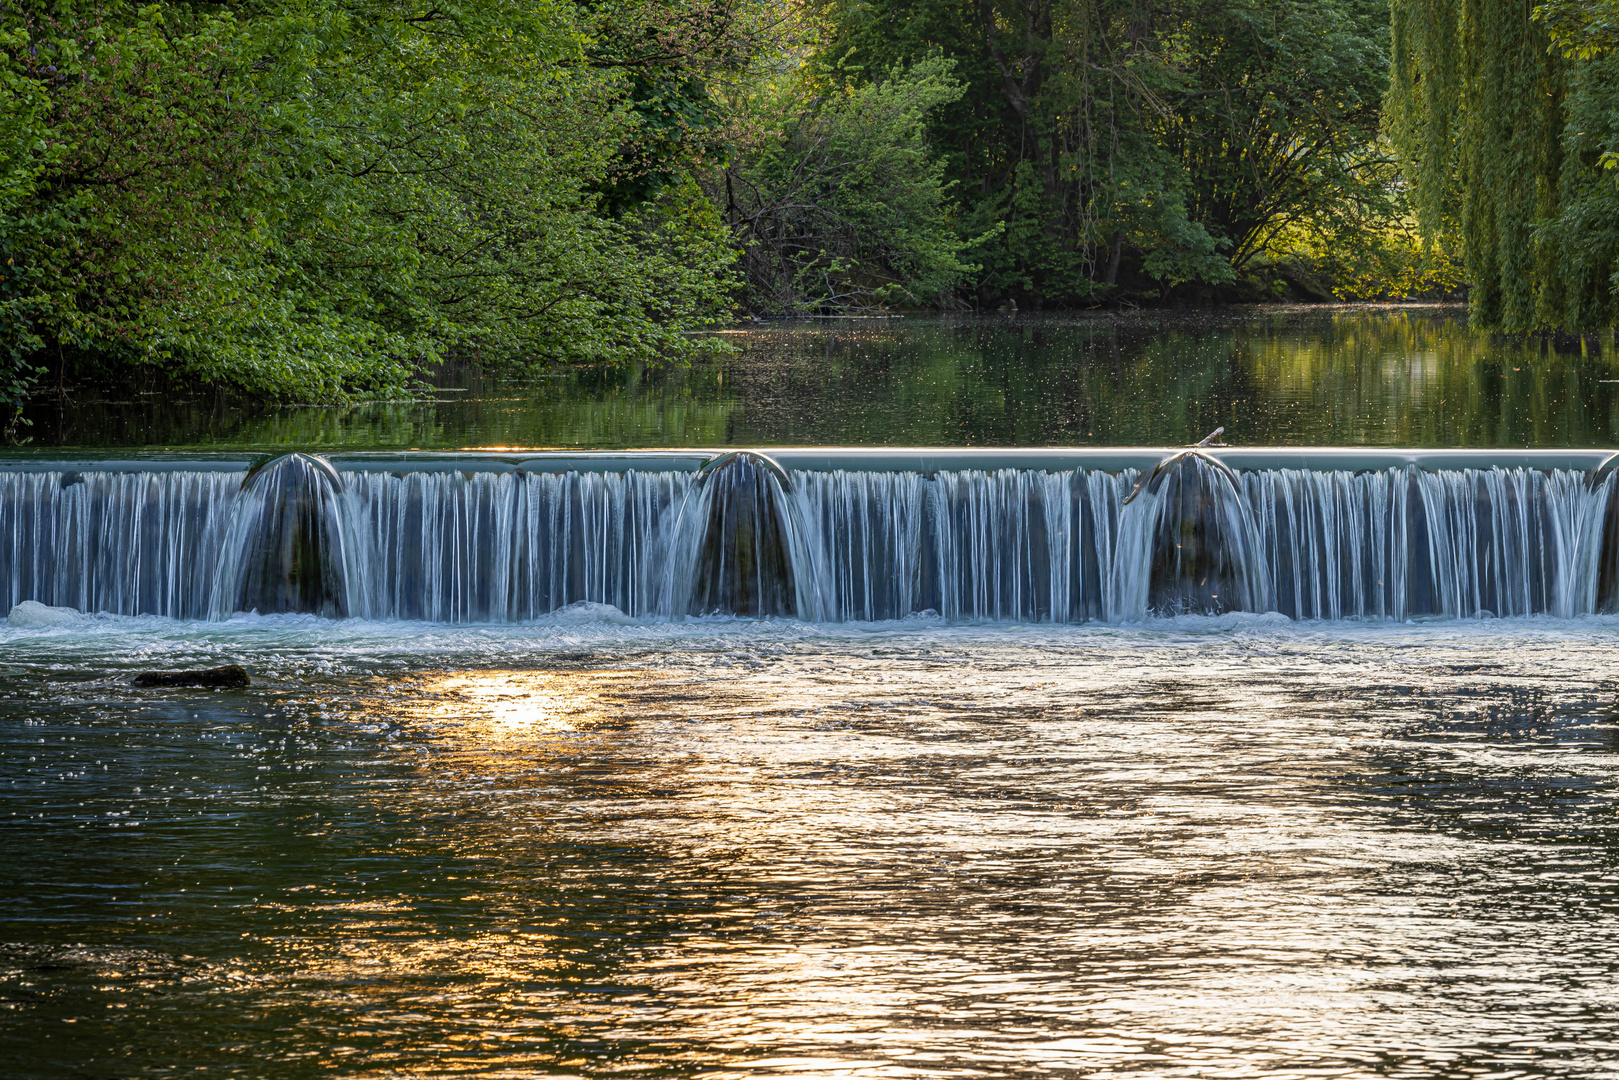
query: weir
[{"left": 4, "top": 448, "right": 1619, "bottom": 624}]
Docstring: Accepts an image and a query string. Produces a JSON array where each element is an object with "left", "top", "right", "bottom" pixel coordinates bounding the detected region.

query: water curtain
[
  {"left": 209, "top": 453, "right": 359, "bottom": 619},
  {"left": 5, "top": 451, "right": 1619, "bottom": 623}
]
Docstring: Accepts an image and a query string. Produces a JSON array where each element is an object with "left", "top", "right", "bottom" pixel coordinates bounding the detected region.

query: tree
[
  {"left": 0, "top": 0, "right": 741, "bottom": 426},
  {"left": 813, "top": 0, "right": 1390, "bottom": 305},
  {"left": 1145, "top": 0, "right": 1389, "bottom": 270},
  {"left": 715, "top": 57, "right": 983, "bottom": 312},
  {"left": 1535, "top": 0, "right": 1619, "bottom": 331},
  {"left": 1388, "top": 0, "right": 1619, "bottom": 332}
]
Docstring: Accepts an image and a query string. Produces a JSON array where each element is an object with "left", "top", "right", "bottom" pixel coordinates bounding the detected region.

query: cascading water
[
  {"left": 211, "top": 453, "right": 355, "bottom": 618},
  {"left": 344, "top": 468, "right": 691, "bottom": 621},
  {"left": 1247, "top": 467, "right": 1410, "bottom": 621},
  {"left": 669, "top": 452, "right": 805, "bottom": 618},
  {"left": 1244, "top": 467, "right": 1612, "bottom": 620},
  {"left": 5, "top": 450, "right": 1619, "bottom": 625},
  {"left": 0, "top": 468, "right": 239, "bottom": 619}
]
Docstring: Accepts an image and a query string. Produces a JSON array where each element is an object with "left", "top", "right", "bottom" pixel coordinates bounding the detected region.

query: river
[{"left": 3, "top": 308, "right": 1618, "bottom": 1077}]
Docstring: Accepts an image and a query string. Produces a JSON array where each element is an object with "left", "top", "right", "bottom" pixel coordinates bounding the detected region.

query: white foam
[
  {"left": 7, "top": 601, "right": 84, "bottom": 627},
  {"left": 536, "top": 601, "right": 637, "bottom": 626}
]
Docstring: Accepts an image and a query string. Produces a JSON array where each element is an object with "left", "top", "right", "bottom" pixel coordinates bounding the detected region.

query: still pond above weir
[{"left": 16, "top": 305, "right": 1619, "bottom": 450}]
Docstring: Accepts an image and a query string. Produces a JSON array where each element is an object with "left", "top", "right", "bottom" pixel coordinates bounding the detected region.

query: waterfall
[
  {"left": 344, "top": 469, "right": 693, "bottom": 621},
  {"left": 1248, "top": 468, "right": 1411, "bottom": 621},
  {"left": 0, "top": 469, "right": 239, "bottom": 619},
  {"left": 5, "top": 455, "right": 1619, "bottom": 624},
  {"left": 212, "top": 454, "right": 357, "bottom": 619},
  {"left": 791, "top": 470, "right": 928, "bottom": 622},
  {"left": 1244, "top": 467, "right": 1611, "bottom": 620}
]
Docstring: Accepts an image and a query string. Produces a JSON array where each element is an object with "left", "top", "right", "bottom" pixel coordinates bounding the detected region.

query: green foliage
[
  {"left": 717, "top": 56, "right": 985, "bottom": 312},
  {"left": 1258, "top": 133, "right": 1464, "bottom": 302},
  {"left": 1535, "top": 0, "right": 1619, "bottom": 331},
  {"left": 1146, "top": 0, "right": 1390, "bottom": 268},
  {"left": 0, "top": 20, "right": 58, "bottom": 434},
  {"left": 0, "top": 0, "right": 740, "bottom": 420},
  {"left": 0, "top": 0, "right": 1525, "bottom": 416},
  {"left": 1389, "top": 0, "right": 1619, "bottom": 332},
  {"left": 1264, "top": 217, "right": 1464, "bottom": 301},
  {"left": 812, "top": 0, "right": 1391, "bottom": 304}
]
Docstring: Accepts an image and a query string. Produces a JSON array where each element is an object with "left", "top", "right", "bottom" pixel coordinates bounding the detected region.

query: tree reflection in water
[{"left": 21, "top": 306, "right": 1619, "bottom": 451}]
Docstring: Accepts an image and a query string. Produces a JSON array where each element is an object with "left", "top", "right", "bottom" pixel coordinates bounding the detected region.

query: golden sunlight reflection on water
[
  {"left": 4, "top": 621, "right": 1619, "bottom": 1076},
  {"left": 402, "top": 669, "right": 638, "bottom": 737}
]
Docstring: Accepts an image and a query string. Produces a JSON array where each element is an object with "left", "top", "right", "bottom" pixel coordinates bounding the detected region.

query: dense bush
[
  {"left": 0, "top": 0, "right": 740, "bottom": 427},
  {"left": 713, "top": 57, "right": 983, "bottom": 313}
]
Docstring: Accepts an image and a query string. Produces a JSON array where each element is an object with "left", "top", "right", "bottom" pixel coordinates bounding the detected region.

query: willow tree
[{"left": 1389, "top": 0, "right": 1619, "bottom": 331}]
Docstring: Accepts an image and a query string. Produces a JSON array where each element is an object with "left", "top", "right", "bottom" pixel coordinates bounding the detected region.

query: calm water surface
[
  {"left": 3, "top": 612, "right": 1619, "bottom": 1076},
  {"left": 18, "top": 306, "right": 1619, "bottom": 450}
]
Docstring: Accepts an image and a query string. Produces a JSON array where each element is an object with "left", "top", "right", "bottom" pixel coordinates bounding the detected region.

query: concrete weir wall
[{"left": 6, "top": 447, "right": 1616, "bottom": 476}]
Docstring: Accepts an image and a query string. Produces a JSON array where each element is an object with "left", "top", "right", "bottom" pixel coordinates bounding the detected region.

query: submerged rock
[
  {"left": 7, "top": 601, "right": 82, "bottom": 627},
  {"left": 132, "top": 665, "right": 251, "bottom": 689}
]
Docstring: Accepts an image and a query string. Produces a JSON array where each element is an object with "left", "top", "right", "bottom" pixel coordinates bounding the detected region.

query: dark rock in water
[{"left": 133, "top": 665, "right": 251, "bottom": 689}]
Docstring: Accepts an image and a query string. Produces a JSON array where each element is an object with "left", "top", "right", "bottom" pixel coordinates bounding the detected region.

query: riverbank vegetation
[
  {"left": 1390, "top": 0, "right": 1619, "bottom": 334},
  {"left": 0, "top": 0, "right": 1605, "bottom": 421}
]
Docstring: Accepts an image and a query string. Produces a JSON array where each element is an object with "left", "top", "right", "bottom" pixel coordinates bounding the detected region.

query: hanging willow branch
[{"left": 1388, "top": 0, "right": 1619, "bottom": 332}]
